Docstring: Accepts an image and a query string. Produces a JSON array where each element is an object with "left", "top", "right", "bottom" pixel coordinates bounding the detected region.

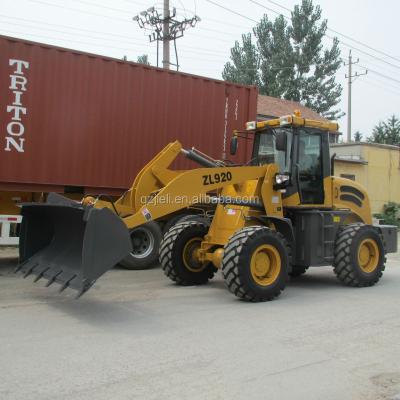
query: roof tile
[{"left": 257, "top": 94, "right": 328, "bottom": 122}]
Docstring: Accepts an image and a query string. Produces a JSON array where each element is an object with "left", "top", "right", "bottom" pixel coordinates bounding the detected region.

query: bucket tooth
[
  {"left": 33, "top": 267, "right": 50, "bottom": 283},
  {"left": 45, "top": 271, "right": 62, "bottom": 287},
  {"left": 75, "top": 281, "right": 93, "bottom": 299},
  {"left": 14, "top": 259, "right": 29, "bottom": 273},
  {"left": 58, "top": 275, "right": 77, "bottom": 293},
  {"left": 23, "top": 263, "right": 38, "bottom": 278}
]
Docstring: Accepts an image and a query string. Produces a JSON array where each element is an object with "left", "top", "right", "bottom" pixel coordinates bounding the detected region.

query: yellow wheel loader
[{"left": 16, "top": 112, "right": 398, "bottom": 300}]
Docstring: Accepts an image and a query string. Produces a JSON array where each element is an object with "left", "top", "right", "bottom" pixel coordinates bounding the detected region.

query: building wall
[{"left": 333, "top": 144, "right": 400, "bottom": 214}]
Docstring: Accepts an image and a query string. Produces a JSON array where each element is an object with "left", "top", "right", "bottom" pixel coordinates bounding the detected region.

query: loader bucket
[{"left": 17, "top": 193, "right": 132, "bottom": 297}]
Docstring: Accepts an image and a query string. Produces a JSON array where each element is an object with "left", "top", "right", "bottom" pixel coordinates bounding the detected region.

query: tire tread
[{"left": 221, "top": 226, "right": 290, "bottom": 302}]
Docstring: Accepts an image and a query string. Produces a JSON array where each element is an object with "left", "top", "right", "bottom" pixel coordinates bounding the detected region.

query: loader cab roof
[{"left": 245, "top": 111, "right": 339, "bottom": 134}]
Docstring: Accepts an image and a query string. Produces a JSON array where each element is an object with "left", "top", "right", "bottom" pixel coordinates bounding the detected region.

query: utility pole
[
  {"left": 344, "top": 50, "right": 368, "bottom": 142},
  {"left": 133, "top": 3, "right": 200, "bottom": 70},
  {"left": 163, "top": 0, "right": 170, "bottom": 69}
]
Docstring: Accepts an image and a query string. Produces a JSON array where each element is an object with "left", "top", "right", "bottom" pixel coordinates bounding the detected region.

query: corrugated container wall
[{"left": 0, "top": 35, "right": 257, "bottom": 195}]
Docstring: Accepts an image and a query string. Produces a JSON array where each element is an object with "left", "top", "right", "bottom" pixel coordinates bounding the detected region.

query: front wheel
[
  {"left": 119, "top": 222, "right": 163, "bottom": 270},
  {"left": 333, "top": 224, "right": 386, "bottom": 287},
  {"left": 221, "top": 226, "right": 289, "bottom": 302},
  {"left": 159, "top": 221, "right": 216, "bottom": 285}
]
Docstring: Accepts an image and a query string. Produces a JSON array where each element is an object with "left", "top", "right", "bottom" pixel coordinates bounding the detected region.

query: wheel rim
[
  {"left": 183, "top": 237, "right": 207, "bottom": 272},
  {"left": 358, "top": 238, "right": 379, "bottom": 273},
  {"left": 250, "top": 244, "right": 281, "bottom": 286},
  {"left": 130, "top": 228, "right": 155, "bottom": 259}
]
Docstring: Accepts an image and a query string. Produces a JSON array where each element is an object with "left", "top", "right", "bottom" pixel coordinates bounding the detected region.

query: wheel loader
[{"left": 16, "top": 112, "right": 398, "bottom": 301}]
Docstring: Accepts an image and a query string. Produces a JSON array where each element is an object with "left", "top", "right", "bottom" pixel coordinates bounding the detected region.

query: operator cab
[{"left": 232, "top": 112, "right": 338, "bottom": 205}]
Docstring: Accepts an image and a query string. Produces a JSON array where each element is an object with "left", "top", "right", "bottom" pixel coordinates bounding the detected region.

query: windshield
[{"left": 252, "top": 127, "right": 293, "bottom": 172}]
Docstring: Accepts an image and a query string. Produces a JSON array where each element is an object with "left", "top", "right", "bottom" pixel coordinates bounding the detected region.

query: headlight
[
  {"left": 275, "top": 174, "right": 290, "bottom": 185},
  {"left": 245, "top": 121, "right": 256, "bottom": 130},
  {"left": 279, "top": 115, "right": 292, "bottom": 126}
]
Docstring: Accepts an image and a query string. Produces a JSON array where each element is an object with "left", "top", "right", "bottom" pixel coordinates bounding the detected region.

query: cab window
[{"left": 252, "top": 129, "right": 293, "bottom": 173}]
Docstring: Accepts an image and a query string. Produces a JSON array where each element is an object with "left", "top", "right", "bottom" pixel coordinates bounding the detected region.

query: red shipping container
[{"left": 0, "top": 35, "right": 258, "bottom": 195}]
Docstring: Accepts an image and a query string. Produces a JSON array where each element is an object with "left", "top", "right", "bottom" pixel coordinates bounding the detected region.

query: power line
[
  {"left": 0, "top": 33, "right": 219, "bottom": 76},
  {"left": 203, "top": 0, "right": 400, "bottom": 77},
  {"left": 361, "top": 77, "right": 400, "bottom": 97},
  {"left": 0, "top": 29, "right": 151, "bottom": 53},
  {"left": 0, "top": 14, "right": 233, "bottom": 57},
  {"left": 74, "top": 0, "right": 252, "bottom": 30},
  {"left": 0, "top": 12, "right": 233, "bottom": 45},
  {"left": 204, "top": 0, "right": 258, "bottom": 23},
  {"left": 204, "top": 16, "right": 251, "bottom": 30},
  {"left": 248, "top": 0, "right": 400, "bottom": 71},
  {"left": 205, "top": 0, "right": 400, "bottom": 84},
  {"left": 0, "top": 19, "right": 150, "bottom": 48},
  {"left": 359, "top": 65, "right": 400, "bottom": 86},
  {"left": 0, "top": 28, "right": 229, "bottom": 61},
  {"left": 0, "top": 27, "right": 230, "bottom": 63},
  {"left": 363, "top": 74, "right": 400, "bottom": 92},
  {"left": 27, "top": 0, "right": 133, "bottom": 23},
  {"left": 31, "top": 0, "right": 400, "bottom": 77},
  {"left": 338, "top": 41, "right": 400, "bottom": 71},
  {"left": 341, "top": 56, "right": 400, "bottom": 84},
  {"left": 69, "top": 0, "right": 142, "bottom": 14},
  {"left": 250, "top": 0, "right": 290, "bottom": 18},
  {"left": 119, "top": 0, "right": 149, "bottom": 6},
  {"left": 9, "top": 0, "right": 400, "bottom": 92},
  {"left": 28, "top": 0, "right": 400, "bottom": 76},
  {"left": 261, "top": 0, "right": 400, "bottom": 65},
  {"left": 30, "top": 0, "right": 242, "bottom": 39},
  {"left": 329, "top": 27, "right": 400, "bottom": 65},
  {"left": 352, "top": 55, "right": 400, "bottom": 77},
  {"left": 0, "top": 14, "right": 137, "bottom": 41}
]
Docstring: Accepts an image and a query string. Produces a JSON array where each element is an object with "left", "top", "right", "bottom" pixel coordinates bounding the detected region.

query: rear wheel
[
  {"left": 119, "top": 221, "right": 162, "bottom": 270},
  {"left": 333, "top": 224, "right": 386, "bottom": 287},
  {"left": 159, "top": 221, "right": 216, "bottom": 285},
  {"left": 178, "top": 214, "right": 210, "bottom": 226},
  {"left": 221, "top": 226, "right": 289, "bottom": 302},
  {"left": 163, "top": 214, "right": 210, "bottom": 234}
]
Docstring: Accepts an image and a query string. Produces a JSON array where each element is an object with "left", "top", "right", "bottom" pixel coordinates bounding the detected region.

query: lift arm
[{"left": 122, "top": 165, "right": 268, "bottom": 229}]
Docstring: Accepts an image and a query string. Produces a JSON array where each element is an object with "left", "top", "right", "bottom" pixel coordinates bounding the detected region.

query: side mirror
[
  {"left": 230, "top": 135, "right": 238, "bottom": 155},
  {"left": 275, "top": 132, "right": 287, "bottom": 152}
]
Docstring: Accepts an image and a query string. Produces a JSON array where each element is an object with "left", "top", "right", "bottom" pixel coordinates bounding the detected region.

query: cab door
[{"left": 296, "top": 129, "right": 325, "bottom": 204}]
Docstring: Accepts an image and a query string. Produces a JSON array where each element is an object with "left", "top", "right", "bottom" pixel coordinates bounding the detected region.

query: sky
[{"left": 1, "top": 0, "right": 400, "bottom": 140}]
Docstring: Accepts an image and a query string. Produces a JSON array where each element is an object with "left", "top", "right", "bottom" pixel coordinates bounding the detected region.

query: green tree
[
  {"left": 222, "top": 0, "right": 343, "bottom": 120},
  {"left": 222, "top": 33, "right": 260, "bottom": 86},
  {"left": 354, "top": 131, "right": 362, "bottom": 142},
  {"left": 137, "top": 54, "right": 150, "bottom": 65},
  {"left": 367, "top": 115, "right": 400, "bottom": 145}
]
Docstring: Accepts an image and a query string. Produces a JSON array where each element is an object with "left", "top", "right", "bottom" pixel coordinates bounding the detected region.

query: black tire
[
  {"left": 333, "top": 224, "right": 386, "bottom": 287},
  {"left": 162, "top": 214, "right": 210, "bottom": 234},
  {"left": 162, "top": 214, "right": 186, "bottom": 234},
  {"left": 159, "top": 221, "right": 216, "bottom": 285},
  {"left": 119, "top": 221, "right": 163, "bottom": 270},
  {"left": 178, "top": 214, "right": 210, "bottom": 225},
  {"left": 221, "top": 226, "right": 289, "bottom": 302},
  {"left": 289, "top": 265, "right": 309, "bottom": 277}
]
